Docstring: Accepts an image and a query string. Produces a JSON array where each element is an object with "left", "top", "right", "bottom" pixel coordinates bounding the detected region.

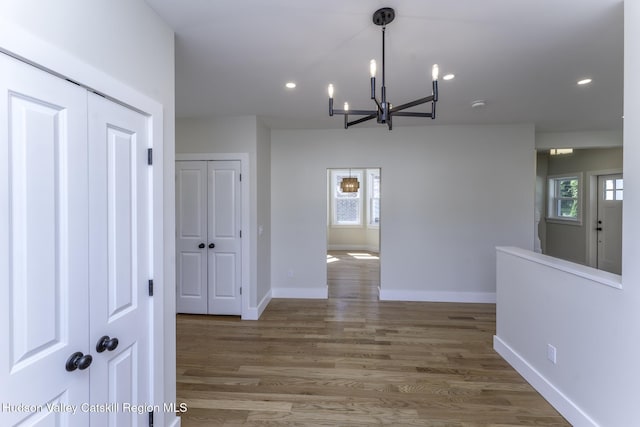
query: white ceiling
[{"left": 145, "top": 0, "right": 624, "bottom": 132}]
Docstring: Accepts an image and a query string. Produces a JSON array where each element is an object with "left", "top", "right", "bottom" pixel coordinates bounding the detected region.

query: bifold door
[
  {"left": 0, "top": 53, "right": 152, "bottom": 426},
  {"left": 176, "top": 160, "right": 242, "bottom": 315}
]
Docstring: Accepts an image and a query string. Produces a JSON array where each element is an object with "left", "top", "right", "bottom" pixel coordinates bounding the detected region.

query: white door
[
  {"left": 176, "top": 161, "right": 208, "bottom": 314},
  {"left": 88, "top": 93, "right": 151, "bottom": 426},
  {"left": 207, "top": 161, "right": 242, "bottom": 315},
  {"left": 175, "top": 160, "right": 242, "bottom": 315},
  {"left": 0, "top": 54, "right": 90, "bottom": 425},
  {"left": 597, "top": 174, "right": 623, "bottom": 274}
]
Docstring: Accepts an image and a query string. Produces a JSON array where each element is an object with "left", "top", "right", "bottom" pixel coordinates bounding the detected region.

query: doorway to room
[{"left": 326, "top": 168, "right": 381, "bottom": 300}]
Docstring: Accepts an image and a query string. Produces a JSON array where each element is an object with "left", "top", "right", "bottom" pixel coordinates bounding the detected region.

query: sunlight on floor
[
  {"left": 326, "top": 254, "right": 340, "bottom": 263},
  {"left": 347, "top": 252, "right": 380, "bottom": 260}
]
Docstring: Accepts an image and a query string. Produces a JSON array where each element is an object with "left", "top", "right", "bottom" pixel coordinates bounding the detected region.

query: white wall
[
  {"left": 272, "top": 124, "right": 534, "bottom": 301},
  {"left": 494, "top": 5, "right": 640, "bottom": 425},
  {"left": 176, "top": 116, "right": 272, "bottom": 309},
  {"left": 0, "top": 1, "right": 177, "bottom": 425}
]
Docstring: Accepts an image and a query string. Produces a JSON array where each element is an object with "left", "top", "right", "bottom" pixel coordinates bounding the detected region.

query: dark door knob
[
  {"left": 66, "top": 352, "right": 93, "bottom": 371},
  {"left": 198, "top": 243, "right": 205, "bottom": 249},
  {"left": 209, "top": 243, "right": 215, "bottom": 249},
  {"left": 597, "top": 227, "right": 603, "bottom": 231},
  {"left": 96, "top": 335, "right": 119, "bottom": 353}
]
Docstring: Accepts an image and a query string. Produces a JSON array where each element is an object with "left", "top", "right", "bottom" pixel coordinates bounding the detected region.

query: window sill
[{"left": 546, "top": 218, "right": 582, "bottom": 226}]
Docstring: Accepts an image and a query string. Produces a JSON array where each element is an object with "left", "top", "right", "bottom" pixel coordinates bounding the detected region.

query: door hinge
[
  {"left": 239, "top": 173, "right": 242, "bottom": 182},
  {"left": 148, "top": 410, "right": 154, "bottom": 427},
  {"left": 148, "top": 279, "right": 154, "bottom": 296},
  {"left": 147, "top": 148, "right": 153, "bottom": 165},
  {"left": 239, "top": 230, "right": 242, "bottom": 238},
  {"left": 240, "top": 287, "right": 242, "bottom": 295}
]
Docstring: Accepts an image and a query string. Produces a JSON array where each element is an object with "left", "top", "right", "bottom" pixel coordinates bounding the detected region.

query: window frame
[
  {"left": 547, "top": 173, "right": 583, "bottom": 225},
  {"left": 330, "top": 169, "right": 364, "bottom": 227},
  {"left": 366, "top": 169, "right": 380, "bottom": 228}
]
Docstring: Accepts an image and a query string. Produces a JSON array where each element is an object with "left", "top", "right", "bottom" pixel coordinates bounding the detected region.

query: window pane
[
  {"left": 606, "top": 179, "right": 614, "bottom": 190},
  {"left": 558, "top": 179, "right": 579, "bottom": 198},
  {"left": 606, "top": 190, "right": 614, "bottom": 201},
  {"left": 337, "top": 199, "right": 359, "bottom": 223},
  {"left": 616, "top": 190, "right": 623, "bottom": 201},
  {"left": 616, "top": 179, "right": 623, "bottom": 190},
  {"left": 370, "top": 199, "right": 380, "bottom": 224},
  {"left": 558, "top": 199, "right": 578, "bottom": 218}
]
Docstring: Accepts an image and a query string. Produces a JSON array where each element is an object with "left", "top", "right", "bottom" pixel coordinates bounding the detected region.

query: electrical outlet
[{"left": 547, "top": 344, "right": 557, "bottom": 364}]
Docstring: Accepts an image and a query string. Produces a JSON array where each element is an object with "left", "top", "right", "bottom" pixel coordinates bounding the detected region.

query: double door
[
  {"left": 176, "top": 161, "right": 242, "bottom": 315},
  {"left": 0, "top": 53, "right": 151, "bottom": 426}
]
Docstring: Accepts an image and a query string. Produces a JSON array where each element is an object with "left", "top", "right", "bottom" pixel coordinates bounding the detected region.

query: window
[
  {"left": 548, "top": 174, "right": 582, "bottom": 223},
  {"left": 367, "top": 169, "right": 380, "bottom": 227},
  {"left": 331, "top": 170, "right": 363, "bottom": 226},
  {"left": 604, "top": 178, "right": 623, "bottom": 201}
]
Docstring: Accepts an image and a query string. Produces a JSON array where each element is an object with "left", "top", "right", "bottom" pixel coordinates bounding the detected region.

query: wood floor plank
[{"left": 177, "top": 251, "right": 569, "bottom": 425}]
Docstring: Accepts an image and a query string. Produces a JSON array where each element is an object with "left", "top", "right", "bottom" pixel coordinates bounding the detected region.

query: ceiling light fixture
[
  {"left": 577, "top": 78, "right": 592, "bottom": 85},
  {"left": 285, "top": 82, "right": 296, "bottom": 89},
  {"left": 327, "top": 7, "right": 439, "bottom": 131},
  {"left": 340, "top": 169, "right": 360, "bottom": 193},
  {"left": 443, "top": 74, "right": 455, "bottom": 81}
]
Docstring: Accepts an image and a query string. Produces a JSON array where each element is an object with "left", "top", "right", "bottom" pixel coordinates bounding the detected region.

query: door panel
[
  {"left": 88, "top": 93, "right": 150, "bottom": 426},
  {"left": 208, "top": 161, "right": 242, "bottom": 315},
  {"left": 597, "top": 174, "right": 623, "bottom": 274},
  {"left": 0, "top": 53, "right": 89, "bottom": 426},
  {"left": 176, "top": 161, "right": 208, "bottom": 314}
]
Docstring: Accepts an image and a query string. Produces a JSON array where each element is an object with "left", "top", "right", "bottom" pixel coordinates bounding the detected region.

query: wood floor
[{"left": 176, "top": 251, "right": 569, "bottom": 426}]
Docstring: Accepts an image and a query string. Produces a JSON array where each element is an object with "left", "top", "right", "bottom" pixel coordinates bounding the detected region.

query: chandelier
[
  {"left": 340, "top": 170, "right": 360, "bottom": 193},
  {"left": 328, "top": 7, "right": 439, "bottom": 131}
]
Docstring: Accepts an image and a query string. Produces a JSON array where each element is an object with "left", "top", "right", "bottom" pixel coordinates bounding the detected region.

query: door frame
[
  {"left": 1, "top": 20, "right": 168, "bottom": 426},
  {"left": 586, "top": 168, "right": 623, "bottom": 268},
  {"left": 176, "top": 153, "right": 251, "bottom": 319}
]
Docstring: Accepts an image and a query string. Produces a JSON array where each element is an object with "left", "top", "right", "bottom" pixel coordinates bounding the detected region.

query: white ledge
[{"left": 496, "top": 246, "right": 622, "bottom": 290}]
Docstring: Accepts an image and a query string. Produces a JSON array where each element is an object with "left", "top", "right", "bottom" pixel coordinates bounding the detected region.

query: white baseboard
[
  {"left": 327, "top": 244, "right": 379, "bottom": 253},
  {"left": 272, "top": 286, "right": 328, "bottom": 299},
  {"left": 493, "top": 336, "right": 598, "bottom": 427},
  {"left": 243, "top": 289, "right": 272, "bottom": 320},
  {"left": 379, "top": 289, "right": 496, "bottom": 303}
]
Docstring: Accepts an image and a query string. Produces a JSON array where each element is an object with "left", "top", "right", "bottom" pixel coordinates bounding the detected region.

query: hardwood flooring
[{"left": 176, "top": 251, "right": 569, "bottom": 426}]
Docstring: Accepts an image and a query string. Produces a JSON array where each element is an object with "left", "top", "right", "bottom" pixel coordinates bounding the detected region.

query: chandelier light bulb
[
  {"left": 328, "top": 84, "right": 334, "bottom": 98},
  {"left": 370, "top": 59, "right": 377, "bottom": 78},
  {"left": 344, "top": 102, "right": 349, "bottom": 111},
  {"left": 432, "top": 64, "right": 439, "bottom": 81}
]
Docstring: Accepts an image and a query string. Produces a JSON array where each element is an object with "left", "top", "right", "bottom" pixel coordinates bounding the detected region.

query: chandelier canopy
[{"left": 328, "top": 7, "right": 439, "bottom": 131}]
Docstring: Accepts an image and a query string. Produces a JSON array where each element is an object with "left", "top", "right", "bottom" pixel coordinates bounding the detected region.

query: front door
[{"left": 597, "top": 174, "right": 623, "bottom": 274}]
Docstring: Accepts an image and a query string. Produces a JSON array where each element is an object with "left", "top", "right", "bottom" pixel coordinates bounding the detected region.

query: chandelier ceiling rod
[{"left": 328, "top": 7, "right": 439, "bottom": 131}]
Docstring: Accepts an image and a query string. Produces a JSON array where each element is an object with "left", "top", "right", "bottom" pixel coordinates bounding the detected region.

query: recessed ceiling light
[
  {"left": 285, "top": 82, "right": 296, "bottom": 89},
  {"left": 577, "top": 78, "right": 592, "bottom": 85},
  {"left": 471, "top": 100, "right": 486, "bottom": 108},
  {"left": 443, "top": 74, "right": 455, "bottom": 81}
]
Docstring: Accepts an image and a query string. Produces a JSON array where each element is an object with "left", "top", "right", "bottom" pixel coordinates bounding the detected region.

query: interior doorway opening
[{"left": 326, "top": 168, "right": 381, "bottom": 300}]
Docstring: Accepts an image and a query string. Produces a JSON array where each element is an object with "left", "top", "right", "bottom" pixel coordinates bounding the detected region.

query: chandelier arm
[
  {"left": 347, "top": 113, "right": 378, "bottom": 127},
  {"left": 332, "top": 109, "right": 378, "bottom": 116},
  {"left": 392, "top": 111, "right": 434, "bottom": 118},
  {"left": 391, "top": 95, "right": 436, "bottom": 113}
]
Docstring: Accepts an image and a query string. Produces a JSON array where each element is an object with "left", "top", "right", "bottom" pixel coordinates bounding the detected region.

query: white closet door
[
  {"left": 176, "top": 161, "right": 208, "bottom": 314},
  {"left": 208, "top": 161, "right": 242, "bottom": 315},
  {"left": 0, "top": 54, "right": 90, "bottom": 425},
  {"left": 88, "top": 93, "right": 151, "bottom": 426}
]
